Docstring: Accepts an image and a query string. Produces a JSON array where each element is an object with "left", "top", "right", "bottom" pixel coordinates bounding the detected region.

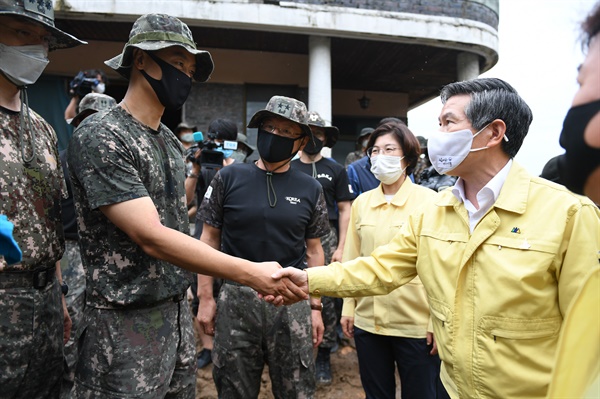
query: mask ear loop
[{"left": 19, "top": 87, "right": 36, "bottom": 164}]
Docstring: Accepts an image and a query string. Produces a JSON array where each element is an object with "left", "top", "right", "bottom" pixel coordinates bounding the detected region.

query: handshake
[{"left": 247, "top": 263, "right": 313, "bottom": 306}]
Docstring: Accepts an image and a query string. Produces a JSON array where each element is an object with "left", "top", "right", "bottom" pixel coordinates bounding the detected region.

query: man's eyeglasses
[
  {"left": 1, "top": 24, "right": 54, "bottom": 49},
  {"left": 367, "top": 146, "right": 400, "bottom": 157},
  {"left": 261, "top": 123, "right": 304, "bottom": 140}
]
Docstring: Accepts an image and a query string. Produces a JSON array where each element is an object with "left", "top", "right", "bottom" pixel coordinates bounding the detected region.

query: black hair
[
  {"left": 377, "top": 117, "right": 406, "bottom": 127},
  {"left": 366, "top": 121, "right": 421, "bottom": 176},
  {"left": 208, "top": 118, "right": 238, "bottom": 141},
  {"left": 83, "top": 69, "right": 108, "bottom": 85},
  {"left": 582, "top": 1, "right": 600, "bottom": 47}
]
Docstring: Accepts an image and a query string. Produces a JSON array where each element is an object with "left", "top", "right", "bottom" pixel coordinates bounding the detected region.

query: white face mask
[
  {"left": 92, "top": 82, "right": 106, "bottom": 94},
  {"left": 179, "top": 133, "right": 194, "bottom": 143},
  {"left": 427, "top": 124, "right": 492, "bottom": 175},
  {"left": 0, "top": 43, "right": 49, "bottom": 87},
  {"left": 370, "top": 155, "right": 406, "bottom": 185}
]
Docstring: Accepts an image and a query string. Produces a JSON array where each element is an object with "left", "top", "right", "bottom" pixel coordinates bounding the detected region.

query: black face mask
[
  {"left": 558, "top": 99, "right": 600, "bottom": 194},
  {"left": 257, "top": 129, "right": 302, "bottom": 163},
  {"left": 141, "top": 51, "right": 192, "bottom": 110},
  {"left": 302, "top": 137, "right": 323, "bottom": 155}
]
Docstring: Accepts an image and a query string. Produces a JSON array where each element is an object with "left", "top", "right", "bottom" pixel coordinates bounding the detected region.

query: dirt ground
[
  {"left": 189, "top": 295, "right": 401, "bottom": 399},
  {"left": 195, "top": 342, "right": 368, "bottom": 399}
]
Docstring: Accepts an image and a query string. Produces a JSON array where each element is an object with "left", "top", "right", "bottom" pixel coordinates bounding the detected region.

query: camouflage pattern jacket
[
  {"left": 68, "top": 107, "right": 192, "bottom": 308},
  {"left": 0, "top": 106, "right": 65, "bottom": 271}
]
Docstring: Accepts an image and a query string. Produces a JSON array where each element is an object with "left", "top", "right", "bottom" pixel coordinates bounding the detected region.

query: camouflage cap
[
  {"left": 0, "top": 0, "right": 86, "bottom": 50},
  {"left": 236, "top": 132, "right": 256, "bottom": 155},
  {"left": 247, "top": 96, "right": 312, "bottom": 140},
  {"left": 356, "top": 127, "right": 374, "bottom": 145},
  {"left": 105, "top": 13, "right": 214, "bottom": 82},
  {"left": 306, "top": 111, "right": 339, "bottom": 148},
  {"left": 175, "top": 121, "right": 196, "bottom": 134},
  {"left": 70, "top": 93, "right": 116, "bottom": 126}
]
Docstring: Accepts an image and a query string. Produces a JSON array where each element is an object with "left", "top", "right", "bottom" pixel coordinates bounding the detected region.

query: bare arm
[
  {"left": 64, "top": 96, "right": 78, "bottom": 120},
  {"left": 99, "top": 196, "right": 307, "bottom": 299},
  {"left": 197, "top": 223, "right": 221, "bottom": 335},
  {"left": 55, "top": 261, "right": 71, "bottom": 344},
  {"left": 332, "top": 200, "right": 351, "bottom": 262},
  {"left": 184, "top": 159, "right": 201, "bottom": 206}
]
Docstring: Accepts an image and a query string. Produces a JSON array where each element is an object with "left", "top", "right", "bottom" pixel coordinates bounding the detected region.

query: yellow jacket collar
[
  {"left": 370, "top": 178, "right": 414, "bottom": 208},
  {"left": 434, "top": 161, "right": 530, "bottom": 215}
]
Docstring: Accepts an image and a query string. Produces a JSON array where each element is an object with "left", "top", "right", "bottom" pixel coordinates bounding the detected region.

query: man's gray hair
[{"left": 440, "top": 78, "right": 533, "bottom": 158}]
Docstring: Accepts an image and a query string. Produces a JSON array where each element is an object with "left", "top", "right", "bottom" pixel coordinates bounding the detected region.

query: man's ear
[
  {"left": 132, "top": 48, "right": 145, "bottom": 70},
  {"left": 298, "top": 135, "right": 310, "bottom": 151},
  {"left": 487, "top": 119, "right": 508, "bottom": 148}
]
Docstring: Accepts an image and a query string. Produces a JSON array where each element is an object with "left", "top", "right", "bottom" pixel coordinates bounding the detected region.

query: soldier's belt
[
  {"left": 0, "top": 264, "right": 56, "bottom": 290},
  {"left": 114, "top": 291, "right": 187, "bottom": 310}
]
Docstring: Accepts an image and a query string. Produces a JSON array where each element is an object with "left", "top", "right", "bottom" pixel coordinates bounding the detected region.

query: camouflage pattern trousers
[
  {"left": 61, "top": 239, "right": 86, "bottom": 399},
  {"left": 212, "top": 283, "right": 316, "bottom": 399},
  {"left": 73, "top": 294, "right": 196, "bottom": 398},
  {"left": 0, "top": 267, "right": 64, "bottom": 399},
  {"left": 320, "top": 222, "right": 340, "bottom": 349}
]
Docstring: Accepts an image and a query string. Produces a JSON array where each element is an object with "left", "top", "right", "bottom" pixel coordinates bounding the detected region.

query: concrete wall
[{"left": 183, "top": 83, "right": 246, "bottom": 134}]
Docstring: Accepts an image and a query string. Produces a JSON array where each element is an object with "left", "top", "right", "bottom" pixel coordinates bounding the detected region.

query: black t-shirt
[
  {"left": 59, "top": 149, "right": 78, "bottom": 240},
  {"left": 198, "top": 162, "right": 330, "bottom": 269},
  {"left": 291, "top": 157, "right": 355, "bottom": 221}
]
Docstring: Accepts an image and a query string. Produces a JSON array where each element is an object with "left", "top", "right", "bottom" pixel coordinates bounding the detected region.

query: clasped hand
[{"left": 254, "top": 266, "right": 310, "bottom": 306}]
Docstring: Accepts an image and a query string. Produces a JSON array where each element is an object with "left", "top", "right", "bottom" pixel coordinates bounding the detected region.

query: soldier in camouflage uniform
[
  {"left": 291, "top": 111, "right": 355, "bottom": 385},
  {"left": 60, "top": 92, "right": 116, "bottom": 399},
  {"left": 67, "top": 14, "right": 297, "bottom": 398},
  {"left": 0, "top": 1, "right": 85, "bottom": 397},
  {"left": 344, "top": 127, "right": 373, "bottom": 168},
  {"left": 197, "top": 96, "right": 328, "bottom": 398},
  {"left": 67, "top": 13, "right": 207, "bottom": 399},
  {"left": 412, "top": 136, "right": 431, "bottom": 184}
]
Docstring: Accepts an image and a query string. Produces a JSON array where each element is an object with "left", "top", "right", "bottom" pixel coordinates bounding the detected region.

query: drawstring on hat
[
  {"left": 18, "top": 88, "right": 36, "bottom": 164},
  {"left": 311, "top": 161, "right": 317, "bottom": 179}
]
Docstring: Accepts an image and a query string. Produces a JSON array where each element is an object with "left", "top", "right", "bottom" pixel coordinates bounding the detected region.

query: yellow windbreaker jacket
[
  {"left": 341, "top": 179, "right": 435, "bottom": 338},
  {"left": 308, "top": 162, "right": 600, "bottom": 398}
]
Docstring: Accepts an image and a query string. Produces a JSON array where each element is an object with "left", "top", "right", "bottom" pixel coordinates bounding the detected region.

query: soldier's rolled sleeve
[{"left": 69, "top": 124, "right": 148, "bottom": 209}]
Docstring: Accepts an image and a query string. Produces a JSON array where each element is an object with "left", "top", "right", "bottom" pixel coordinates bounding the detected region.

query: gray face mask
[
  {"left": 0, "top": 44, "right": 49, "bottom": 87},
  {"left": 229, "top": 149, "right": 248, "bottom": 163}
]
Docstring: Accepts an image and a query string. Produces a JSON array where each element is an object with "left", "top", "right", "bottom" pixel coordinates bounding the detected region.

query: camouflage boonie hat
[
  {"left": 236, "top": 132, "right": 255, "bottom": 155},
  {"left": 247, "top": 96, "right": 312, "bottom": 140},
  {"left": 105, "top": 13, "right": 214, "bottom": 82},
  {"left": 70, "top": 93, "right": 116, "bottom": 126},
  {"left": 306, "top": 111, "right": 339, "bottom": 148},
  {"left": 358, "top": 127, "right": 374, "bottom": 140},
  {"left": 0, "top": 0, "right": 86, "bottom": 50}
]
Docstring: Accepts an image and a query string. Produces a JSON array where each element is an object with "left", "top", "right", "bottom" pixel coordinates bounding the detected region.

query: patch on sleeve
[
  {"left": 204, "top": 186, "right": 213, "bottom": 199},
  {"left": 348, "top": 184, "right": 354, "bottom": 194}
]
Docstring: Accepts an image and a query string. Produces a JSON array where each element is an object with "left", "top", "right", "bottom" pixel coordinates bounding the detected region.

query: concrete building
[{"left": 41, "top": 0, "right": 498, "bottom": 162}]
